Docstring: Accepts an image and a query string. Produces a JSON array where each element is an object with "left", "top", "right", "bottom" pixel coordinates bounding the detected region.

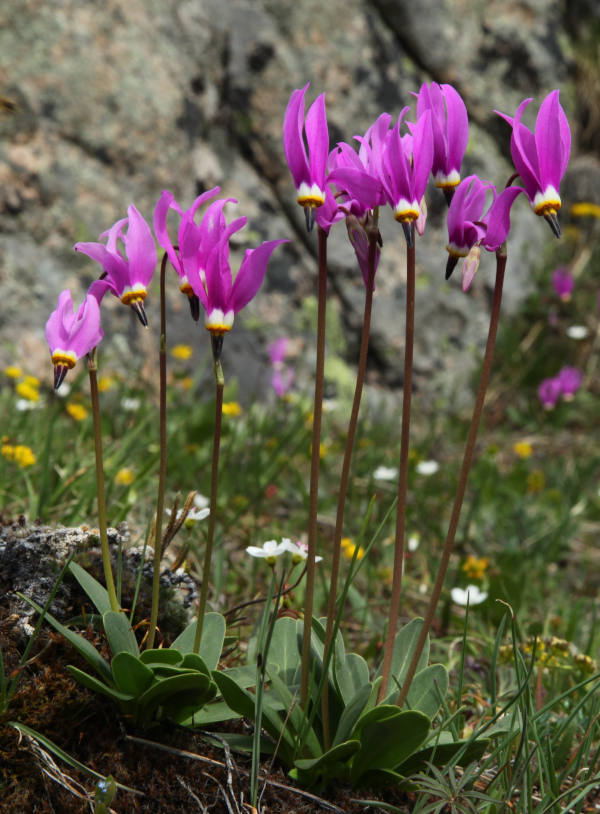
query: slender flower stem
[
  {"left": 300, "top": 226, "right": 328, "bottom": 710},
  {"left": 396, "top": 245, "right": 507, "bottom": 707},
  {"left": 87, "top": 350, "right": 119, "bottom": 613},
  {"left": 147, "top": 254, "right": 169, "bottom": 649},
  {"left": 321, "top": 218, "right": 378, "bottom": 746},
  {"left": 378, "top": 229, "right": 415, "bottom": 703},
  {"left": 194, "top": 337, "right": 225, "bottom": 652}
]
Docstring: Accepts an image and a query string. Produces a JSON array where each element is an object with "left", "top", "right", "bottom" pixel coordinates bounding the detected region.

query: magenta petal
[
  {"left": 230, "top": 239, "right": 288, "bottom": 314},
  {"left": 328, "top": 167, "right": 382, "bottom": 209},
  {"left": 283, "top": 84, "right": 310, "bottom": 189},
  {"left": 305, "top": 92, "right": 329, "bottom": 188},
  {"left": 442, "top": 83, "right": 469, "bottom": 174},
  {"left": 483, "top": 186, "right": 523, "bottom": 250},
  {"left": 153, "top": 190, "right": 182, "bottom": 275},
  {"left": 314, "top": 188, "right": 343, "bottom": 234},
  {"left": 100, "top": 217, "right": 128, "bottom": 254},
  {"left": 535, "top": 91, "right": 563, "bottom": 190},
  {"left": 125, "top": 206, "right": 157, "bottom": 287},
  {"left": 74, "top": 241, "right": 129, "bottom": 291},
  {"left": 45, "top": 290, "right": 73, "bottom": 351},
  {"left": 70, "top": 295, "right": 103, "bottom": 358},
  {"left": 412, "top": 110, "right": 434, "bottom": 202},
  {"left": 87, "top": 278, "right": 114, "bottom": 303}
]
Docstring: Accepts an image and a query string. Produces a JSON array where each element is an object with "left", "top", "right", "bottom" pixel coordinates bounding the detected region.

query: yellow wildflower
[
  {"left": 571, "top": 202, "right": 600, "bottom": 219},
  {"left": 513, "top": 440, "right": 532, "bottom": 459},
  {"left": 527, "top": 470, "right": 546, "bottom": 493},
  {"left": 2, "top": 444, "right": 36, "bottom": 467},
  {"left": 222, "top": 402, "right": 242, "bottom": 417},
  {"left": 15, "top": 382, "right": 40, "bottom": 402},
  {"left": 22, "top": 375, "right": 40, "bottom": 388},
  {"left": 341, "top": 537, "right": 365, "bottom": 561},
  {"left": 98, "top": 376, "right": 117, "bottom": 392},
  {"left": 171, "top": 344, "right": 193, "bottom": 360},
  {"left": 114, "top": 468, "right": 135, "bottom": 486},
  {"left": 178, "top": 376, "right": 194, "bottom": 390},
  {"left": 66, "top": 403, "right": 88, "bottom": 421},
  {"left": 461, "top": 555, "right": 489, "bottom": 580},
  {"left": 4, "top": 365, "right": 23, "bottom": 379},
  {"left": 319, "top": 442, "right": 327, "bottom": 459}
]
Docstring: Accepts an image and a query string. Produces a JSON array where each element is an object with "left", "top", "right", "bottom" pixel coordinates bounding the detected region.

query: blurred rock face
[{"left": 0, "top": 0, "right": 597, "bottom": 401}]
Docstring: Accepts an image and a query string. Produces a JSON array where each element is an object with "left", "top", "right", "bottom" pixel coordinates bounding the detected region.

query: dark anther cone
[
  {"left": 402, "top": 221, "right": 414, "bottom": 248},
  {"left": 445, "top": 254, "right": 460, "bottom": 280},
  {"left": 544, "top": 212, "right": 561, "bottom": 239},
  {"left": 53, "top": 365, "right": 69, "bottom": 390},
  {"left": 130, "top": 300, "right": 148, "bottom": 327},
  {"left": 304, "top": 207, "right": 315, "bottom": 233},
  {"left": 211, "top": 333, "right": 224, "bottom": 362},
  {"left": 443, "top": 187, "right": 455, "bottom": 207},
  {"left": 188, "top": 294, "right": 200, "bottom": 322}
]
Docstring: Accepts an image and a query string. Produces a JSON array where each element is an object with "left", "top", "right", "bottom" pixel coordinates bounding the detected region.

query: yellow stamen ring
[
  {"left": 533, "top": 186, "right": 561, "bottom": 217},
  {"left": 120, "top": 288, "right": 148, "bottom": 306},
  {"left": 51, "top": 351, "right": 76, "bottom": 369}
]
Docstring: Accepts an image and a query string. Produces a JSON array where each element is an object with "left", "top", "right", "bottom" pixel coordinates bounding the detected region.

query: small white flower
[
  {"left": 246, "top": 539, "right": 290, "bottom": 564},
  {"left": 373, "top": 465, "right": 398, "bottom": 481},
  {"left": 121, "top": 397, "right": 141, "bottom": 411},
  {"left": 408, "top": 534, "right": 420, "bottom": 552},
  {"left": 165, "top": 504, "right": 210, "bottom": 527},
  {"left": 281, "top": 538, "right": 323, "bottom": 564},
  {"left": 451, "top": 585, "right": 488, "bottom": 606},
  {"left": 566, "top": 325, "right": 590, "bottom": 340},
  {"left": 54, "top": 382, "right": 71, "bottom": 398},
  {"left": 193, "top": 493, "right": 210, "bottom": 510},
  {"left": 16, "top": 398, "right": 41, "bottom": 411},
  {"left": 416, "top": 460, "right": 439, "bottom": 476}
]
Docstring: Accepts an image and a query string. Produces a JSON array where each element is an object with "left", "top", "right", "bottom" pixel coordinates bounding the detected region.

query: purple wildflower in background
[
  {"left": 496, "top": 90, "right": 571, "bottom": 238},
  {"left": 552, "top": 267, "right": 574, "bottom": 301},
  {"left": 75, "top": 206, "right": 157, "bottom": 327},
  {"left": 283, "top": 83, "right": 329, "bottom": 231},
  {"left": 268, "top": 337, "right": 294, "bottom": 398},
  {"left": 538, "top": 376, "right": 563, "bottom": 409},
  {"left": 557, "top": 366, "right": 582, "bottom": 400},
  {"left": 415, "top": 82, "right": 469, "bottom": 202},
  {"left": 45, "top": 290, "right": 103, "bottom": 389}
]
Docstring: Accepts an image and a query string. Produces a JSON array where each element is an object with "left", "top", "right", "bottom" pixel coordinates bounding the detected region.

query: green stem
[
  {"left": 378, "top": 232, "right": 415, "bottom": 702},
  {"left": 300, "top": 226, "right": 328, "bottom": 710},
  {"left": 396, "top": 245, "right": 507, "bottom": 707},
  {"left": 147, "top": 253, "right": 169, "bottom": 649},
  {"left": 321, "top": 216, "right": 378, "bottom": 746},
  {"left": 194, "top": 337, "right": 225, "bottom": 652},
  {"left": 87, "top": 351, "right": 119, "bottom": 613}
]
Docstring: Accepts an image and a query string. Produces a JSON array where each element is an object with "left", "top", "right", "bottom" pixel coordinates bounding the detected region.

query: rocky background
[{"left": 1, "top": 0, "right": 599, "bottom": 405}]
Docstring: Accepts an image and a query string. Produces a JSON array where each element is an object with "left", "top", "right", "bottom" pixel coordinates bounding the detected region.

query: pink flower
[
  {"left": 552, "top": 268, "right": 574, "bottom": 301},
  {"left": 415, "top": 82, "right": 469, "bottom": 199},
  {"left": 496, "top": 91, "right": 571, "bottom": 237},
  {"left": 74, "top": 206, "right": 157, "bottom": 326},
  {"left": 45, "top": 290, "right": 103, "bottom": 389},
  {"left": 283, "top": 83, "right": 329, "bottom": 231}
]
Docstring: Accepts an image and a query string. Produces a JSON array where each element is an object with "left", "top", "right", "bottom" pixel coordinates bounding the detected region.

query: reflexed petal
[
  {"left": 125, "top": 205, "right": 157, "bottom": 287},
  {"left": 74, "top": 241, "right": 129, "bottom": 293},
  {"left": 153, "top": 190, "right": 182, "bottom": 274},
  {"left": 305, "top": 92, "right": 329, "bottom": 188},
  {"left": 230, "top": 239, "right": 288, "bottom": 313},
  {"left": 327, "top": 167, "right": 382, "bottom": 211},
  {"left": 70, "top": 294, "right": 103, "bottom": 358},
  {"left": 442, "top": 83, "right": 469, "bottom": 175},
  {"left": 412, "top": 109, "right": 434, "bottom": 202},
  {"left": 283, "top": 84, "right": 310, "bottom": 189},
  {"left": 482, "top": 186, "right": 523, "bottom": 250}
]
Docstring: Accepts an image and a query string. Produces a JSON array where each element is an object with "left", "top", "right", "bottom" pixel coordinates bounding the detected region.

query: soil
[{"left": 0, "top": 517, "right": 415, "bottom": 813}]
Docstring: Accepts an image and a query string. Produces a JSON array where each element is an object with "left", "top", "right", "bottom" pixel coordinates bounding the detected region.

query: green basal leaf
[
  {"left": 332, "top": 682, "right": 372, "bottom": 747},
  {"left": 265, "top": 616, "right": 301, "bottom": 685},
  {"left": 334, "top": 652, "right": 370, "bottom": 707},
  {"left": 67, "top": 665, "right": 134, "bottom": 706},
  {"left": 350, "top": 707, "right": 431, "bottom": 785},
  {"left": 19, "top": 594, "right": 111, "bottom": 684},
  {"left": 111, "top": 652, "right": 154, "bottom": 696},
  {"left": 136, "top": 672, "right": 216, "bottom": 722},
  {"left": 293, "top": 739, "right": 360, "bottom": 774},
  {"left": 180, "top": 652, "right": 210, "bottom": 672},
  {"left": 352, "top": 767, "right": 409, "bottom": 789},
  {"left": 212, "top": 671, "right": 296, "bottom": 765},
  {"left": 144, "top": 664, "right": 210, "bottom": 679},
  {"left": 395, "top": 736, "right": 490, "bottom": 776},
  {"left": 267, "top": 667, "right": 322, "bottom": 758},
  {"left": 69, "top": 562, "right": 112, "bottom": 616},
  {"left": 103, "top": 611, "right": 139, "bottom": 657},
  {"left": 179, "top": 700, "right": 242, "bottom": 727},
  {"left": 375, "top": 618, "right": 429, "bottom": 688},
  {"left": 386, "top": 663, "right": 449, "bottom": 717},
  {"left": 202, "top": 731, "right": 276, "bottom": 756},
  {"left": 139, "top": 649, "right": 182, "bottom": 666},
  {"left": 171, "top": 613, "right": 226, "bottom": 670}
]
